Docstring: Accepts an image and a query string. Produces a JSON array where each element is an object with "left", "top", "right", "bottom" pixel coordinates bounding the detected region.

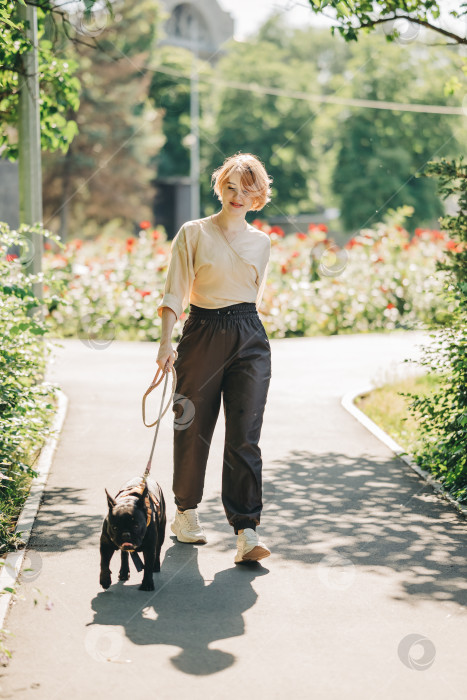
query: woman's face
[{"left": 220, "top": 171, "right": 255, "bottom": 214}]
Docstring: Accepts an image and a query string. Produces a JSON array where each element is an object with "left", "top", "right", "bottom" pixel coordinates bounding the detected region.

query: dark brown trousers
[{"left": 172, "top": 302, "right": 271, "bottom": 534}]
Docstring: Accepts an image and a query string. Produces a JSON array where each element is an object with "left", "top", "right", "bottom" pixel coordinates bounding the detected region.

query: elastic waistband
[{"left": 189, "top": 302, "right": 258, "bottom": 317}]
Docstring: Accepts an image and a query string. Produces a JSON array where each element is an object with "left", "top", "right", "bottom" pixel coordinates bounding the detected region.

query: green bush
[
  {"left": 401, "top": 158, "right": 467, "bottom": 502},
  {"left": 0, "top": 222, "right": 66, "bottom": 553}
]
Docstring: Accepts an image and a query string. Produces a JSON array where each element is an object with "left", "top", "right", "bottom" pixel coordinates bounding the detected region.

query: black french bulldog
[{"left": 99, "top": 476, "right": 166, "bottom": 591}]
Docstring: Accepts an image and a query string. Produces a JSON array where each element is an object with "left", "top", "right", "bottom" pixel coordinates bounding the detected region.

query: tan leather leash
[
  {"left": 120, "top": 360, "right": 178, "bottom": 574},
  {"left": 141, "top": 358, "right": 178, "bottom": 482}
]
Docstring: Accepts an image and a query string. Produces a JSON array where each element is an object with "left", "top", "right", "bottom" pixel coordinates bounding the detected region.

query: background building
[{"left": 157, "top": 0, "right": 234, "bottom": 61}]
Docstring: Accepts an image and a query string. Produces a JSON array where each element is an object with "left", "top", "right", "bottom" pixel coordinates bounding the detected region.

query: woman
[{"left": 156, "top": 152, "right": 273, "bottom": 564}]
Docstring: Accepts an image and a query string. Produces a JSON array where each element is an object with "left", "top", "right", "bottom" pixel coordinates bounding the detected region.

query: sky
[
  {"left": 217, "top": 0, "right": 467, "bottom": 42},
  {"left": 217, "top": 0, "right": 333, "bottom": 40}
]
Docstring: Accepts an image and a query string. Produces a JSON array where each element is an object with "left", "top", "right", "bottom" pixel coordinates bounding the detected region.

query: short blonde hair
[{"left": 211, "top": 152, "right": 273, "bottom": 212}]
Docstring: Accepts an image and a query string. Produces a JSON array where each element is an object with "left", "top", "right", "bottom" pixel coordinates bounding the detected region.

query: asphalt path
[{"left": 1, "top": 330, "right": 466, "bottom": 699}]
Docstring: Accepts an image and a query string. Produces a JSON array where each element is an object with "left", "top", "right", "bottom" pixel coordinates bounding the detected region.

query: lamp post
[
  {"left": 17, "top": 1, "right": 44, "bottom": 323},
  {"left": 189, "top": 18, "right": 200, "bottom": 220}
]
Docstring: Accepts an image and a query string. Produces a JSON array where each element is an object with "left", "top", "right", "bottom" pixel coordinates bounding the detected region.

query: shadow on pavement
[
  {"left": 28, "top": 486, "right": 98, "bottom": 550},
  {"left": 28, "top": 450, "right": 467, "bottom": 613},
  {"left": 201, "top": 450, "right": 467, "bottom": 609},
  {"left": 87, "top": 543, "right": 268, "bottom": 675}
]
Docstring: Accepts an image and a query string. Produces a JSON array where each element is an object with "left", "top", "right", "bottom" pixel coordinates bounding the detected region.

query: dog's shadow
[{"left": 88, "top": 539, "right": 268, "bottom": 675}]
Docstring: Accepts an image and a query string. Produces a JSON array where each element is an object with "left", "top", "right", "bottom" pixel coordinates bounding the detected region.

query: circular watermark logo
[
  {"left": 398, "top": 633, "right": 436, "bottom": 671},
  {"left": 70, "top": 1, "right": 110, "bottom": 38},
  {"left": 317, "top": 553, "right": 356, "bottom": 591},
  {"left": 4, "top": 235, "right": 36, "bottom": 266},
  {"left": 314, "top": 244, "right": 349, "bottom": 278},
  {"left": 77, "top": 314, "right": 116, "bottom": 350},
  {"left": 384, "top": 18, "right": 420, "bottom": 44},
  {"left": 172, "top": 393, "right": 196, "bottom": 431},
  {"left": 21, "top": 551, "right": 43, "bottom": 583},
  {"left": 462, "top": 94, "right": 467, "bottom": 119},
  {"left": 84, "top": 626, "right": 124, "bottom": 663}
]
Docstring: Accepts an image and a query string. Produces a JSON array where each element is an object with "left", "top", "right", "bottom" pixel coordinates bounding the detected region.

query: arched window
[{"left": 166, "top": 3, "right": 211, "bottom": 46}]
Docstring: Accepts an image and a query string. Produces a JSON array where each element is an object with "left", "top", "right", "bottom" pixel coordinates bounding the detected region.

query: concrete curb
[
  {"left": 0, "top": 385, "right": 69, "bottom": 631},
  {"left": 341, "top": 383, "right": 467, "bottom": 520}
]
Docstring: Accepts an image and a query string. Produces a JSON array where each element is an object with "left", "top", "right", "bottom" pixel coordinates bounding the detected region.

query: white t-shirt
[{"left": 157, "top": 216, "right": 271, "bottom": 320}]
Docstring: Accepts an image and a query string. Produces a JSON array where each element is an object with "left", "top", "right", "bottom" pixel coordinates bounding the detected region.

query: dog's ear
[{"left": 105, "top": 488, "right": 116, "bottom": 509}]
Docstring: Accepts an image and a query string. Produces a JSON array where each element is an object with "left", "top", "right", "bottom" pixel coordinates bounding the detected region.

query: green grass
[
  {"left": 0, "top": 471, "right": 35, "bottom": 555},
  {"left": 354, "top": 372, "right": 445, "bottom": 455}
]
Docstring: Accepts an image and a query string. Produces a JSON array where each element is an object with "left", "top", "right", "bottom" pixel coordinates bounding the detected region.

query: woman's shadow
[{"left": 88, "top": 539, "right": 269, "bottom": 675}]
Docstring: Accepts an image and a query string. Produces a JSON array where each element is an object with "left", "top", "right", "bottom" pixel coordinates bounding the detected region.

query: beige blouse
[{"left": 157, "top": 216, "right": 271, "bottom": 320}]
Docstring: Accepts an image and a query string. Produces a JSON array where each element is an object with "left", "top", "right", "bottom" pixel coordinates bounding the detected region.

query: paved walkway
[{"left": 1, "top": 330, "right": 467, "bottom": 699}]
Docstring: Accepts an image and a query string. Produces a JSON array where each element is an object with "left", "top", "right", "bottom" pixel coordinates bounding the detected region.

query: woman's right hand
[{"left": 156, "top": 341, "right": 178, "bottom": 374}]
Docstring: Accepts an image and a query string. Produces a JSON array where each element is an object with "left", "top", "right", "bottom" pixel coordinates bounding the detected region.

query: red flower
[
  {"left": 136, "top": 289, "right": 151, "bottom": 297},
  {"left": 269, "top": 225, "right": 285, "bottom": 237},
  {"left": 446, "top": 239, "right": 458, "bottom": 250},
  {"left": 151, "top": 230, "right": 160, "bottom": 240},
  {"left": 291, "top": 251, "right": 299, "bottom": 258},
  {"left": 309, "top": 223, "right": 328, "bottom": 233},
  {"left": 402, "top": 242, "right": 410, "bottom": 250},
  {"left": 72, "top": 239, "right": 83, "bottom": 249},
  {"left": 180, "top": 312, "right": 187, "bottom": 320},
  {"left": 6, "top": 253, "right": 18, "bottom": 262},
  {"left": 252, "top": 219, "right": 263, "bottom": 230},
  {"left": 296, "top": 232, "right": 307, "bottom": 240},
  {"left": 281, "top": 264, "right": 288, "bottom": 274},
  {"left": 126, "top": 237, "right": 136, "bottom": 252},
  {"left": 345, "top": 238, "right": 362, "bottom": 249},
  {"left": 386, "top": 303, "right": 395, "bottom": 309},
  {"left": 44, "top": 242, "right": 52, "bottom": 251},
  {"left": 139, "top": 220, "right": 151, "bottom": 230}
]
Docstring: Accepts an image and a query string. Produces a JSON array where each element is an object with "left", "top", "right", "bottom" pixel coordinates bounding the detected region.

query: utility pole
[
  {"left": 189, "top": 19, "right": 200, "bottom": 220},
  {"left": 17, "top": 1, "right": 44, "bottom": 323}
]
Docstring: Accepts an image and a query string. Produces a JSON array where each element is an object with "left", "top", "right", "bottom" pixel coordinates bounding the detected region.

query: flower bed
[{"left": 40, "top": 217, "right": 457, "bottom": 341}]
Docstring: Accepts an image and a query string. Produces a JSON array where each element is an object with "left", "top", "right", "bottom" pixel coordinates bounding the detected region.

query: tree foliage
[
  {"left": 329, "top": 34, "right": 462, "bottom": 231},
  {"left": 307, "top": 1, "right": 467, "bottom": 44},
  {"left": 41, "top": 0, "right": 164, "bottom": 238},
  {"left": 200, "top": 16, "right": 322, "bottom": 218},
  {"left": 308, "top": 0, "right": 467, "bottom": 501},
  {"left": 0, "top": 0, "right": 89, "bottom": 158},
  {"left": 148, "top": 47, "right": 195, "bottom": 180},
  {"left": 201, "top": 14, "right": 461, "bottom": 227}
]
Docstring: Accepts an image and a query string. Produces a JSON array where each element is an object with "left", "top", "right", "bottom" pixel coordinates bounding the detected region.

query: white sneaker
[
  {"left": 234, "top": 528, "right": 271, "bottom": 563},
  {"left": 171, "top": 508, "right": 207, "bottom": 544}
]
